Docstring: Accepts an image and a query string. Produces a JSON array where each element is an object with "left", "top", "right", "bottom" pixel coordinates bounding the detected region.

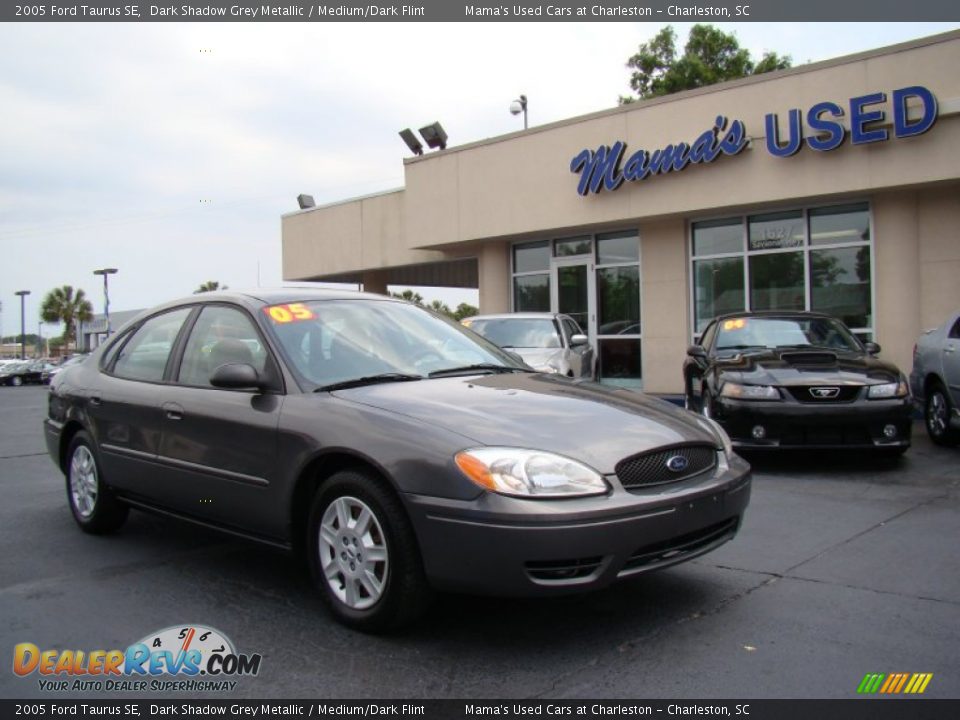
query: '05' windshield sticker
[{"left": 263, "top": 303, "right": 315, "bottom": 323}]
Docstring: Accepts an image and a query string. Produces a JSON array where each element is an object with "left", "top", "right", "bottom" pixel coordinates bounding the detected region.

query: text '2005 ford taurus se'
[{"left": 45, "top": 289, "right": 751, "bottom": 631}]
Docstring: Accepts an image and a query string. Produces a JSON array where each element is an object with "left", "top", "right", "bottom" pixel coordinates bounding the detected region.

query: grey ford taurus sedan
[{"left": 45, "top": 289, "right": 751, "bottom": 631}]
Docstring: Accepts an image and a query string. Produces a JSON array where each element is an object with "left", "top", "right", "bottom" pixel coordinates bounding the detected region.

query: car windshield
[
  {"left": 465, "top": 318, "right": 561, "bottom": 349},
  {"left": 715, "top": 317, "right": 862, "bottom": 353},
  {"left": 263, "top": 299, "right": 524, "bottom": 389}
]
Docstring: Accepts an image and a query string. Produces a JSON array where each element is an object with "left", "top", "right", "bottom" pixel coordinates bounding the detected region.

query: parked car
[
  {"left": 45, "top": 354, "right": 89, "bottom": 384},
  {"left": 910, "top": 309, "right": 960, "bottom": 446},
  {"left": 462, "top": 312, "right": 595, "bottom": 379},
  {"left": 0, "top": 361, "right": 45, "bottom": 386},
  {"left": 683, "top": 312, "right": 912, "bottom": 455},
  {"left": 45, "top": 289, "right": 750, "bottom": 631}
]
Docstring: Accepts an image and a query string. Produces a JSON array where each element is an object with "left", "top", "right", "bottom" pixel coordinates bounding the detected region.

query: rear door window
[{"left": 112, "top": 308, "right": 192, "bottom": 382}]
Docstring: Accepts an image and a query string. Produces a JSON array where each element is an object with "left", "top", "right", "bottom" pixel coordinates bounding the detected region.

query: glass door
[{"left": 551, "top": 257, "right": 595, "bottom": 343}]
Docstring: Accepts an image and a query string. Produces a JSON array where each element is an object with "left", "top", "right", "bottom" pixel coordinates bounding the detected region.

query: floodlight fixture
[
  {"left": 418, "top": 122, "right": 448, "bottom": 150},
  {"left": 399, "top": 128, "right": 424, "bottom": 156},
  {"left": 297, "top": 194, "right": 316, "bottom": 210}
]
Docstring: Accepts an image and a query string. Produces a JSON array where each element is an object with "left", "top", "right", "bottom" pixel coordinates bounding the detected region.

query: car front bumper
[
  {"left": 404, "top": 455, "right": 751, "bottom": 596},
  {"left": 712, "top": 396, "right": 913, "bottom": 449}
]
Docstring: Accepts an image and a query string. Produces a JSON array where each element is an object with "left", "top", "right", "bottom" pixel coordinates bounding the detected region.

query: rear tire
[
  {"left": 925, "top": 384, "right": 959, "bottom": 446},
  {"left": 11, "top": 376, "right": 22, "bottom": 387},
  {"left": 66, "top": 431, "right": 129, "bottom": 534},
  {"left": 307, "top": 469, "right": 432, "bottom": 632}
]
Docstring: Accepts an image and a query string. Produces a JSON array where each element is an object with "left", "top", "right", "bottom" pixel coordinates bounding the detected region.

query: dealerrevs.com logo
[{"left": 13, "top": 625, "right": 262, "bottom": 693}]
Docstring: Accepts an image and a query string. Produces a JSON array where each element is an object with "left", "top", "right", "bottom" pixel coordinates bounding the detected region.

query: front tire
[
  {"left": 925, "top": 384, "right": 959, "bottom": 446},
  {"left": 66, "top": 431, "right": 129, "bottom": 533},
  {"left": 307, "top": 469, "right": 431, "bottom": 632},
  {"left": 11, "top": 375, "right": 22, "bottom": 387}
]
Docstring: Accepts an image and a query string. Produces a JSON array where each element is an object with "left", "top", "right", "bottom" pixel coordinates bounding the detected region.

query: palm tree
[
  {"left": 194, "top": 281, "right": 227, "bottom": 294},
  {"left": 40, "top": 286, "right": 94, "bottom": 352}
]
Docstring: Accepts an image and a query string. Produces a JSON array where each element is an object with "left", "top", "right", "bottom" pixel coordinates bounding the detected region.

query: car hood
[
  {"left": 333, "top": 373, "right": 718, "bottom": 474},
  {"left": 715, "top": 348, "right": 902, "bottom": 385},
  {"left": 510, "top": 348, "right": 564, "bottom": 368}
]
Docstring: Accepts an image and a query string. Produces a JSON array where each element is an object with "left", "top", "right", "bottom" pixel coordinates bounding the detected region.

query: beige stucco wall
[{"left": 639, "top": 218, "right": 688, "bottom": 394}]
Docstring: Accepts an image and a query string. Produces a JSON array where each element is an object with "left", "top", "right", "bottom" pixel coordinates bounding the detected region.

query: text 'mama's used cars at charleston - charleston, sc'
[
  {"left": 462, "top": 312, "right": 596, "bottom": 379},
  {"left": 683, "top": 311, "right": 912, "bottom": 455},
  {"left": 911, "top": 308, "right": 960, "bottom": 446},
  {"left": 44, "top": 289, "right": 750, "bottom": 631}
]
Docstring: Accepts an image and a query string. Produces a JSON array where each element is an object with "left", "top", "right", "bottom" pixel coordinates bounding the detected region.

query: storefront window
[
  {"left": 691, "top": 203, "right": 873, "bottom": 337},
  {"left": 750, "top": 252, "right": 805, "bottom": 312},
  {"left": 513, "top": 241, "right": 550, "bottom": 273},
  {"left": 810, "top": 246, "right": 872, "bottom": 328},
  {"left": 693, "top": 257, "right": 745, "bottom": 333},
  {"left": 554, "top": 236, "right": 591, "bottom": 257},
  {"left": 513, "top": 274, "right": 549, "bottom": 312},
  {"left": 693, "top": 218, "right": 742, "bottom": 256},
  {"left": 513, "top": 240, "right": 551, "bottom": 312},
  {"left": 809, "top": 203, "right": 870, "bottom": 245},
  {"left": 597, "top": 266, "right": 640, "bottom": 334},
  {"left": 598, "top": 339, "right": 642, "bottom": 388},
  {"left": 748, "top": 211, "right": 805, "bottom": 251},
  {"left": 596, "top": 232, "right": 639, "bottom": 265}
]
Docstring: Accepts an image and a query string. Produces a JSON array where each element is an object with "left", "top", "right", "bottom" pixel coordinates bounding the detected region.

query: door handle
[
  {"left": 162, "top": 402, "right": 184, "bottom": 421},
  {"left": 89, "top": 394, "right": 102, "bottom": 407},
  {"left": 946, "top": 346, "right": 956, "bottom": 354}
]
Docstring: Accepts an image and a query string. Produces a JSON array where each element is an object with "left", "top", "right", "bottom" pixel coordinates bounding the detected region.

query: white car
[
  {"left": 463, "top": 313, "right": 595, "bottom": 379},
  {"left": 910, "top": 310, "right": 960, "bottom": 445}
]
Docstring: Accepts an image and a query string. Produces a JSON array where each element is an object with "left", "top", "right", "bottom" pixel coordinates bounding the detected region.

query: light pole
[
  {"left": 509, "top": 94, "right": 528, "bottom": 130},
  {"left": 93, "top": 268, "right": 118, "bottom": 337},
  {"left": 37, "top": 321, "right": 43, "bottom": 358},
  {"left": 14, "top": 290, "right": 30, "bottom": 360}
]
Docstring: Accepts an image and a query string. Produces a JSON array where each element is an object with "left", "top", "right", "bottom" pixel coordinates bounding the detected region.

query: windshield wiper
[
  {"left": 428, "top": 363, "right": 530, "bottom": 378},
  {"left": 315, "top": 373, "right": 423, "bottom": 392},
  {"left": 718, "top": 344, "right": 768, "bottom": 351}
]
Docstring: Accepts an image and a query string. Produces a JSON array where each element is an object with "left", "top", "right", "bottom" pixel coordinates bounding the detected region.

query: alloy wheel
[
  {"left": 318, "top": 496, "right": 389, "bottom": 610},
  {"left": 69, "top": 445, "right": 99, "bottom": 518},
  {"left": 927, "top": 391, "right": 948, "bottom": 438}
]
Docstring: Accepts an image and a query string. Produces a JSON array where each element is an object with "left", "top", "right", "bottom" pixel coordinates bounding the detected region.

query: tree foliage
[
  {"left": 620, "top": 25, "right": 791, "bottom": 103},
  {"left": 195, "top": 281, "right": 227, "bottom": 294},
  {"left": 390, "top": 290, "right": 478, "bottom": 321},
  {"left": 40, "top": 286, "right": 94, "bottom": 351}
]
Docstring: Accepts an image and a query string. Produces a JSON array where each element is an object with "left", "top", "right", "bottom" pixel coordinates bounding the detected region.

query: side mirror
[
  {"left": 864, "top": 342, "right": 881, "bottom": 355},
  {"left": 687, "top": 344, "right": 707, "bottom": 359},
  {"left": 570, "top": 334, "right": 589, "bottom": 347},
  {"left": 210, "top": 363, "right": 262, "bottom": 390}
]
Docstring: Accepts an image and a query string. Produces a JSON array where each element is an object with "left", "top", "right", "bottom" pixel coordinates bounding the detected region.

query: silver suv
[{"left": 911, "top": 310, "right": 960, "bottom": 445}]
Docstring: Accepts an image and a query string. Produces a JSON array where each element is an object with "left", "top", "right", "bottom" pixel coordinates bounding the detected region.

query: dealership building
[{"left": 282, "top": 30, "right": 960, "bottom": 394}]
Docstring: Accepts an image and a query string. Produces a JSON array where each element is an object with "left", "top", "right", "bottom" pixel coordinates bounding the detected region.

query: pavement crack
[{"left": 781, "top": 492, "right": 949, "bottom": 576}]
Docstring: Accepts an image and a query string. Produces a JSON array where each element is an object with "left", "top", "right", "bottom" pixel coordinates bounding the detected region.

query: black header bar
[{"left": 2, "top": 1, "right": 959, "bottom": 22}]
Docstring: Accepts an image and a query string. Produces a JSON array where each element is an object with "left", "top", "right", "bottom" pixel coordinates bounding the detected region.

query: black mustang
[{"left": 683, "top": 312, "right": 912, "bottom": 454}]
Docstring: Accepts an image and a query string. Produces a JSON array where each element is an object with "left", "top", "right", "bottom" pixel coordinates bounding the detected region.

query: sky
[{"left": 1, "top": 20, "right": 958, "bottom": 339}]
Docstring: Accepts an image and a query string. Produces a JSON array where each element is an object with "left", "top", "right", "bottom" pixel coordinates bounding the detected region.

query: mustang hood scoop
[{"left": 780, "top": 351, "right": 838, "bottom": 365}]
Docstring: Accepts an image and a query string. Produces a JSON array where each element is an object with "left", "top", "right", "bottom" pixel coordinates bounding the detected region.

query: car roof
[
  {"left": 469, "top": 313, "right": 561, "bottom": 321},
  {"left": 712, "top": 310, "right": 838, "bottom": 322}
]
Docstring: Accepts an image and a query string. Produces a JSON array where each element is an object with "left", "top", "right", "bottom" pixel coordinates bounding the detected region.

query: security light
[
  {"left": 297, "top": 194, "right": 316, "bottom": 210},
  {"left": 418, "top": 122, "right": 448, "bottom": 150},
  {"left": 399, "top": 128, "right": 424, "bottom": 156}
]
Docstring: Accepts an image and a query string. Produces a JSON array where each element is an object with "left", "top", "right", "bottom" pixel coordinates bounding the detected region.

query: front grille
[
  {"left": 615, "top": 444, "right": 717, "bottom": 489},
  {"left": 779, "top": 425, "right": 872, "bottom": 446},
  {"left": 619, "top": 518, "right": 739, "bottom": 575},
  {"left": 525, "top": 556, "right": 604, "bottom": 582},
  {"left": 786, "top": 385, "right": 862, "bottom": 403}
]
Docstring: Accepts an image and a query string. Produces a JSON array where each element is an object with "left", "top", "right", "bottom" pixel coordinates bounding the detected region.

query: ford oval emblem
[{"left": 666, "top": 455, "right": 689, "bottom": 473}]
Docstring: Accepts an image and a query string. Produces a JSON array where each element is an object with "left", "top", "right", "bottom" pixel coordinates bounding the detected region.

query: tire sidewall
[
  {"left": 307, "top": 472, "right": 407, "bottom": 630},
  {"left": 65, "top": 430, "right": 122, "bottom": 531},
  {"left": 926, "top": 386, "right": 956, "bottom": 444}
]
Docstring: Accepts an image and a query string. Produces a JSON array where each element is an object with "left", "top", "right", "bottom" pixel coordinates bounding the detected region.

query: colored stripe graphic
[{"left": 857, "top": 673, "right": 932, "bottom": 694}]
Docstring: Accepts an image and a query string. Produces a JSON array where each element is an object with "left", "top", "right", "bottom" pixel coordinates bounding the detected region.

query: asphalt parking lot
[{"left": 1, "top": 384, "right": 958, "bottom": 700}]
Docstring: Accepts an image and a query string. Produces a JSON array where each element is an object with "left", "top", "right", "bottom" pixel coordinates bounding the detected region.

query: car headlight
[
  {"left": 867, "top": 380, "right": 909, "bottom": 399},
  {"left": 720, "top": 382, "right": 780, "bottom": 400},
  {"left": 455, "top": 448, "right": 608, "bottom": 498}
]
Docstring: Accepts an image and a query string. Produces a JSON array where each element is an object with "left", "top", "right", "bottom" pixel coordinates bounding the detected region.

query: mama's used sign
[{"left": 570, "top": 85, "right": 937, "bottom": 196}]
